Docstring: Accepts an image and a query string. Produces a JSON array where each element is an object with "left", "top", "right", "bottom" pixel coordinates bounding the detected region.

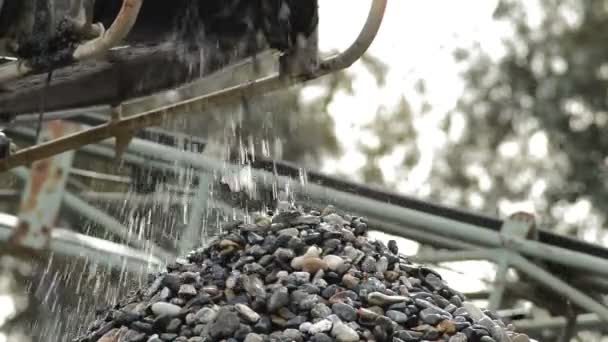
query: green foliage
[
  {"left": 358, "top": 97, "right": 419, "bottom": 186},
  {"left": 426, "top": 0, "right": 608, "bottom": 236}
]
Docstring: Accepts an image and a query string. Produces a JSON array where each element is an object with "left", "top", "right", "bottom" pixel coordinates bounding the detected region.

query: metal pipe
[
  {"left": 411, "top": 249, "right": 497, "bottom": 263},
  {"left": 72, "top": 0, "right": 143, "bottom": 60},
  {"left": 488, "top": 250, "right": 510, "bottom": 311},
  {"left": 318, "top": 0, "right": 387, "bottom": 72},
  {"left": 514, "top": 313, "right": 605, "bottom": 333},
  {"left": 507, "top": 252, "right": 608, "bottom": 322},
  {"left": 62, "top": 192, "right": 174, "bottom": 261},
  {"left": 0, "top": 0, "right": 387, "bottom": 170},
  {"left": 179, "top": 171, "right": 211, "bottom": 254},
  {"left": 0, "top": 0, "right": 143, "bottom": 84},
  {"left": 366, "top": 217, "right": 480, "bottom": 251},
  {"left": 69, "top": 167, "right": 131, "bottom": 183},
  {"left": 11, "top": 167, "right": 174, "bottom": 262},
  {"left": 113, "top": 139, "right": 608, "bottom": 279},
  {"left": 0, "top": 213, "right": 162, "bottom": 273},
  {"left": 7, "top": 106, "right": 110, "bottom": 127}
]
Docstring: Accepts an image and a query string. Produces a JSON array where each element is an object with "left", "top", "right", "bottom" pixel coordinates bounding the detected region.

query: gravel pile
[{"left": 75, "top": 207, "right": 532, "bottom": 342}]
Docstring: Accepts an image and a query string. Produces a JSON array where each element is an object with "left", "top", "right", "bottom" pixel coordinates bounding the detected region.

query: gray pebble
[
  {"left": 236, "top": 303, "right": 261, "bottom": 323},
  {"left": 195, "top": 307, "right": 217, "bottom": 324},
  {"left": 244, "top": 333, "right": 264, "bottom": 342},
  {"left": 331, "top": 321, "right": 359, "bottom": 342},
  {"left": 332, "top": 303, "right": 357, "bottom": 322},
  {"left": 386, "top": 310, "right": 409, "bottom": 324},
  {"left": 308, "top": 319, "right": 333, "bottom": 334},
  {"left": 311, "top": 303, "right": 332, "bottom": 319},
  {"left": 151, "top": 302, "right": 182, "bottom": 317}
]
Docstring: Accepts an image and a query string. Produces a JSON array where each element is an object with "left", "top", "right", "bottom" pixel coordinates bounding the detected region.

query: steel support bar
[
  {"left": 508, "top": 252, "right": 608, "bottom": 322},
  {"left": 411, "top": 249, "right": 497, "bottom": 263},
  {"left": 11, "top": 167, "right": 174, "bottom": 262},
  {"left": 0, "top": 213, "right": 162, "bottom": 273},
  {"left": 105, "top": 137, "right": 608, "bottom": 279},
  {"left": 365, "top": 218, "right": 480, "bottom": 251},
  {"left": 10, "top": 121, "right": 78, "bottom": 250},
  {"left": 0, "top": 0, "right": 388, "bottom": 171},
  {"left": 179, "top": 172, "right": 212, "bottom": 254},
  {"left": 487, "top": 250, "right": 509, "bottom": 311},
  {"left": 489, "top": 216, "right": 533, "bottom": 311},
  {"left": 514, "top": 313, "right": 605, "bottom": 334}
]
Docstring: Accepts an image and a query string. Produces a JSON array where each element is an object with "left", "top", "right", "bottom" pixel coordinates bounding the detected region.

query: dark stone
[
  {"left": 162, "top": 274, "right": 182, "bottom": 292},
  {"left": 310, "top": 333, "right": 333, "bottom": 342},
  {"left": 235, "top": 324, "right": 253, "bottom": 340},
  {"left": 286, "top": 316, "right": 308, "bottom": 328},
  {"left": 153, "top": 315, "right": 173, "bottom": 331},
  {"left": 130, "top": 321, "right": 154, "bottom": 334},
  {"left": 393, "top": 330, "right": 422, "bottom": 342},
  {"left": 421, "top": 328, "right": 441, "bottom": 340},
  {"left": 388, "top": 240, "right": 398, "bottom": 254},
  {"left": 254, "top": 316, "right": 273, "bottom": 334},
  {"left": 332, "top": 303, "right": 357, "bottom": 322},
  {"left": 166, "top": 318, "right": 182, "bottom": 333},
  {"left": 113, "top": 310, "right": 141, "bottom": 325},
  {"left": 160, "top": 333, "right": 178, "bottom": 341},
  {"left": 386, "top": 310, "right": 408, "bottom": 324},
  {"left": 209, "top": 308, "right": 240, "bottom": 339},
  {"left": 420, "top": 308, "right": 443, "bottom": 325},
  {"left": 268, "top": 287, "right": 289, "bottom": 312}
]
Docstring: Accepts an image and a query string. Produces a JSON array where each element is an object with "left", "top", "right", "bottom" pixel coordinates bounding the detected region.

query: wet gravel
[{"left": 74, "top": 207, "right": 532, "bottom": 342}]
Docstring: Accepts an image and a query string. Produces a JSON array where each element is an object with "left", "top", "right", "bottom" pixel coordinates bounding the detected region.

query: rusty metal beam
[
  {"left": 8, "top": 120, "right": 79, "bottom": 252},
  {"left": 0, "top": 0, "right": 387, "bottom": 172}
]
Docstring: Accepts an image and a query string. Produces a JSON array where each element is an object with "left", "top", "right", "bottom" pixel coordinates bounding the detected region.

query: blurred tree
[
  {"left": 425, "top": 0, "right": 608, "bottom": 241},
  {"left": 358, "top": 96, "right": 419, "bottom": 186}
]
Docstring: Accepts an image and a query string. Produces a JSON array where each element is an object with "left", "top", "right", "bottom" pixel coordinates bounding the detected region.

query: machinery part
[
  {"left": 8, "top": 120, "right": 78, "bottom": 253},
  {"left": 0, "top": 0, "right": 387, "bottom": 171},
  {"left": 0, "top": 212, "right": 163, "bottom": 272},
  {"left": 0, "top": 0, "right": 143, "bottom": 84},
  {"left": 0, "top": 130, "right": 9, "bottom": 158},
  {"left": 11, "top": 165, "right": 175, "bottom": 261}
]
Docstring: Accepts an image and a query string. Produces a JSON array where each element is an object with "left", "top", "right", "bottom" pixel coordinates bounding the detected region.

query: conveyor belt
[{"left": 251, "top": 158, "right": 608, "bottom": 260}]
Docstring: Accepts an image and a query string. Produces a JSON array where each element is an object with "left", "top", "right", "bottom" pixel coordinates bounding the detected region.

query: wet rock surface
[{"left": 75, "top": 208, "right": 531, "bottom": 342}]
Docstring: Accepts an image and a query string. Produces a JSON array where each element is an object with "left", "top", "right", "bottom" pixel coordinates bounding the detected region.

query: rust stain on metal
[
  {"left": 7, "top": 221, "right": 29, "bottom": 246},
  {"left": 22, "top": 158, "right": 52, "bottom": 211},
  {"left": 10, "top": 120, "right": 79, "bottom": 252}
]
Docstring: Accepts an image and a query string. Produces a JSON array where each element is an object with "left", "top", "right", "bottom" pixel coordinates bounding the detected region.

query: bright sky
[
  {"left": 317, "top": 0, "right": 508, "bottom": 190},
  {"left": 314, "top": 0, "right": 512, "bottom": 293}
]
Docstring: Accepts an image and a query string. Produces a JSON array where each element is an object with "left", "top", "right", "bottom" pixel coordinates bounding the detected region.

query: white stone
[{"left": 151, "top": 302, "right": 181, "bottom": 317}]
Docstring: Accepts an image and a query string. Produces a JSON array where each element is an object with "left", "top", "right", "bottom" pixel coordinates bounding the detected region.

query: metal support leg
[
  {"left": 488, "top": 250, "right": 509, "bottom": 311},
  {"left": 489, "top": 215, "right": 534, "bottom": 311},
  {"left": 179, "top": 171, "right": 211, "bottom": 255},
  {"left": 508, "top": 253, "right": 608, "bottom": 322},
  {"left": 10, "top": 120, "right": 78, "bottom": 251},
  {"left": 0, "top": 120, "right": 78, "bottom": 342},
  {"left": 10, "top": 167, "right": 174, "bottom": 262}
]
